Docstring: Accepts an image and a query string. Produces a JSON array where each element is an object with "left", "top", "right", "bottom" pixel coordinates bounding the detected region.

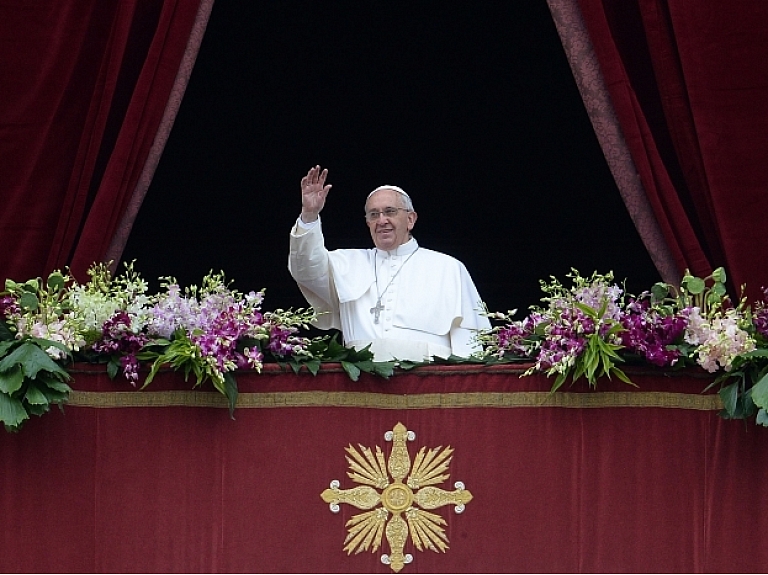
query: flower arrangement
[
  {"left": 480, "top": 270, "right": 631, "bottom": 392},
  {"left": 0, "top": 263, "right": 320, "bottom": 431},
  {"left": 480, "top": 267, "right": 768, "bottom": 425},
  {"left": 6, "top": 262, "right": 768, "bottom": 432}
]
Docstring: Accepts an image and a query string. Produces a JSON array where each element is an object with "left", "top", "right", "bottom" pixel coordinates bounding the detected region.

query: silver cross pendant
[{"left": 370, "top": 300, "right": 385, "bottom": 324}]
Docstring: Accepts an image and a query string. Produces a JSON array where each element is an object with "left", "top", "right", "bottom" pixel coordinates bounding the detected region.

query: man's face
[{"left": 365, "top": 189, "right": 418, "bottom": 251}]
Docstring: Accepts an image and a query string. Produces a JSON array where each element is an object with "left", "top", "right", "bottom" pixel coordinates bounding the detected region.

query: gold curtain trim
[{"left": 67, "top": 390, "right": 723, "bottom": 411}]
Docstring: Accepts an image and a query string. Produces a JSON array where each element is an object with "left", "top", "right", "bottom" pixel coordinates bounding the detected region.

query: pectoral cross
[{"left": 370, "top": 299, "right": 385, "bottom": 324}]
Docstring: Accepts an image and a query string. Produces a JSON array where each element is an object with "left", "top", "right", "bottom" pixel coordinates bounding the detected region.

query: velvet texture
[
  {"left": 572, "top": 0, "right": 768, "bottom": 300},
  {"left": 0, "top": 0, "right": 209, "bottom": 283},
  {"left": 1, "top": 365, "right": 767, "bottom": 573}
]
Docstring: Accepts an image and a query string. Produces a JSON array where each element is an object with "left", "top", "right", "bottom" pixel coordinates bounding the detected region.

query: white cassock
[{"left": 288, "top": 217, "right": 491, "bottom": 361}]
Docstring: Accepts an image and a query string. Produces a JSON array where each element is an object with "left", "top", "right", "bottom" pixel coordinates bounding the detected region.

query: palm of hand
[
  {"left": 301, "top": 165, "right": 331, "bottom": 216},
  {"left": 302, "top": 182, "right": 326, "bottom": 212}
]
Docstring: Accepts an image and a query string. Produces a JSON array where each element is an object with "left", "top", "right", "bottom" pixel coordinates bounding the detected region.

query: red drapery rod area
[{"left": 1, "top": 364, "right": 768, "bottom": 573}]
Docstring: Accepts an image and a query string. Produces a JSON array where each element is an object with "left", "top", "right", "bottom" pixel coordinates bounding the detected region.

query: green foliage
[
  {"left": 0, "top": 338, "right": 72, "bottom": 432},
  {"left": 651, "top": 267, "right": 731, "bottom": 318},
  {"left": 282, "top": 334, "right": 397, "bottom": 381},
  {"left": 714, "top": 349, "right": 768, "bottom": 424},
  {"left": 140, "top": 333, "right": 239, "bottom": 418}
]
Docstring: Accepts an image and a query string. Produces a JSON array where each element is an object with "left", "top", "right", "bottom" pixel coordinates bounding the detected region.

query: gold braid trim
[{"left": 67, "top": 390, "right": 723, "bottom": 411}]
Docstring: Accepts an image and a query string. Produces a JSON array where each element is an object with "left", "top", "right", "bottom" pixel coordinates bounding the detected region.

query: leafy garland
[{"left": 3, "top": 263, "right": 768, "bottom": 432}]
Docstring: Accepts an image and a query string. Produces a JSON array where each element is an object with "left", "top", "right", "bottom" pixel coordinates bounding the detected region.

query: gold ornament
[{"left": 321, "top": 422, "right": 473, "bottom": 573}]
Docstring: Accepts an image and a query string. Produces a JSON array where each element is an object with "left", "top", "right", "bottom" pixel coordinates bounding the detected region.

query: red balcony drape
[{"left": 2, "top": 365, "right": 767, "bottom": 573}]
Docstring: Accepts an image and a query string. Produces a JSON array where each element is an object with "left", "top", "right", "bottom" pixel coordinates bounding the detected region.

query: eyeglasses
[{"left": 365, "top": 207, "right": 409, "bottom": 221}]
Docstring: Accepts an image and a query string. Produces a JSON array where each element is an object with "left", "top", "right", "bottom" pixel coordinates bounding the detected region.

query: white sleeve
[
  {"left": 449, "top": 320, "right": 485, "bottom": 358},
  {"left": 294, "top": 215, "right": 319, "bottom": 231},
  {"left": 288, "top": 217, "right": 341, "bottom": 329}
]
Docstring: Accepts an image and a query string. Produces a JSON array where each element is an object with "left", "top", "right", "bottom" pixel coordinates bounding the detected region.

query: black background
[{"left": 122, "top": 1, "right": 660, "bottom": 316}]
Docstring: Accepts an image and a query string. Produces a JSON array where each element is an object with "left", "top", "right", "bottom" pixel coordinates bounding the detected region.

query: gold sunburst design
[{"left": 321, "top": 422, "right": 473, "bottom": 573}]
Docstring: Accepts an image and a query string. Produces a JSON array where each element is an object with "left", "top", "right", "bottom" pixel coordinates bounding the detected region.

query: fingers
[{"left": 303, "top": 165, "right": 321, "bottom": 186}]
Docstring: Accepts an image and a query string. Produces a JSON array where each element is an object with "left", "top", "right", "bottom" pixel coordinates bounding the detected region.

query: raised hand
[{"left": 300, "top": 165, "right": 332, "bottom": 223}]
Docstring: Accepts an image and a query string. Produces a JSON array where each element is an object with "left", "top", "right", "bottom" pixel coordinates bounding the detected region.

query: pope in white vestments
[{"left": 288, "top": 166, "right": 491, "bottom": 362}]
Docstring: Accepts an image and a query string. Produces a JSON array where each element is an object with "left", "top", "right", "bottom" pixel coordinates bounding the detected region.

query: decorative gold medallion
[{"left": 321, "top": 422, "right": 473, "bottom": 572}]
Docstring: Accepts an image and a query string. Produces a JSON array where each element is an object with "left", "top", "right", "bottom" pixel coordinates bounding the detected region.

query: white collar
[{"left": 375, "top": 237, "right": 419, "bottom": 258}]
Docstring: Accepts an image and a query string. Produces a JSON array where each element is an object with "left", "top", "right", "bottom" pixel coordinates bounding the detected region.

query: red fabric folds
[
  {"left": 2, "top": 365, "right": 768, "bottom": 572},
  {"left": 574, "top": 1, "right": 768, "bottom": 301},
  {"left": 546, "top": 0, "right": 681, "bottom": 285},
  {"left": 0, "top": 0, "right": 206, "bottom": 283}
]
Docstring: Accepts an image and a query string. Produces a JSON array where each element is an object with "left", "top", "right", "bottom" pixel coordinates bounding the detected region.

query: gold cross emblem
[{"left": 321, "top": 422, "right": 473, "bottom": 572}]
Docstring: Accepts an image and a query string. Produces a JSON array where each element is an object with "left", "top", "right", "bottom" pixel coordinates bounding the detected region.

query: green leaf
[
  {"left": 24, "top": 384, "right": 49, "bottom": 406},
  {"left": 351, "top": 360, "right": 375, "bottom": 373},
  {"left": 0, "top": 365, "right": 24, "bottom": 394},
  {"left": 26, "top": 402, "right": 50, "bottom": 416},
  {"left": 574, "top": 301, "right": 598, "bottom": 319},
  {"left": 651, "top": 283, "right": 670, "bottom": 302},
  {"left": 18, "top": 292, "right": 39, "bottom": 312},
  {"left": 611, "top": 367, "right": 635, "bottom": 386},
  {"left": 750, "top": 370, "right": 768, "bottom": 411},
  {"left": 533, "top": 321, "right": 550, "bottom": 336},
  {"left": 31, "top": 337, "right": 72, "bottom": 360},
  {"left": 550, "top": 371, "right": 567, "bottom": 394},
  {"left": 141, "top": 359, "right": 164, "bottom": 389},
  {"left": 46, "top": 272, "right": 66, "bottom": 292},
  {"left": 0, "top": 392, "right": 28, "bottom": 429},
  {"left": 584, "top": 340, "right": 600, "bottom": 383},
  {"left": 711, "top": 267, "right": 727, "bottom": 283},
  {"left": 107, "top": 358, "right": 120, "bottom": 380},
  {"left": 42, "top": 379, "right": 72, "bottom": 394},
  {"left": 41, "top": 387, "right": 70, "bottom": 404},
  {"left": 0, "top": 342, "right": 69, "bottom": 380},
  {"left": 741, "top": 349, "right": 768, "bottom": 359},
  {"left": 371, "top": 362, "right": 396, "bottom": 379},
  {"left": 685, "top": 277, "right": 705, "bottom": 295},
  {"left": 711, "top": 282, "right": 727, "bottom": 297},
  {"left": 719, "top": 382, "right": 741, "bottom": 417},
  {"left": 572, "top": 361, "right": 585, "bottom": 384},
  {"left": 756, "top": 408, "right": 768, "bottom": 427},
  {"left": 707, "top": 292, "right": 722, "bottom": 307},
  {"left": 224, "top": 372, "right": 238, "bottom": 420},
  {"left": 341, "top": 361, "right": 361, "bottom": 382},
  {"left": 0, "top": 340, "right": 18, "bottom": 355},
  {"left": 287, "top": 361, "right": 301, "bottom": 375},
  {"left": 304, "top": 358, "right": 321, "bottom": 376},
  {"left": 396, "top": 360, "right": 423, "bottom": 371},
  {"left": 0, "top": 320, "right": 14, "bottom": 341}
]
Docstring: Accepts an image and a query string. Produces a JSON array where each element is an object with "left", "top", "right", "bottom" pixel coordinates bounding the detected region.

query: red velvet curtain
[
  {"left": 0, "top": 0, "right": 211, "bottom": 284},
  {"left": 555, "top": 1, "right": 768, "bottom": 301}
]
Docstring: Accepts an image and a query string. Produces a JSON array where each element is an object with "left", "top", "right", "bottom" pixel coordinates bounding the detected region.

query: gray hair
[{"left": 365, "top": 185, "right": 414, "bottom": 211}]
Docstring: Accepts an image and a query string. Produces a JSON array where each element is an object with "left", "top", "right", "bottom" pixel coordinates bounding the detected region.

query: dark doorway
[{"left": 122, "top": 1, "right": 660, "bottom": 316}]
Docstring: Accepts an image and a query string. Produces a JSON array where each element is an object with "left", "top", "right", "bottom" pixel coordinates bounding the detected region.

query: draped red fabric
[
  {"left": 546, "top": 0, "right": 681, "bottom": 286},
  {"left": 0, "top": 0, "right": 206, "bottom": 284},
  {"left": 2, "top": 365, "right": 768, "bottom": 572},
  {"left": 574, "top": 1, "right": 768, "bottom": 301}
]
